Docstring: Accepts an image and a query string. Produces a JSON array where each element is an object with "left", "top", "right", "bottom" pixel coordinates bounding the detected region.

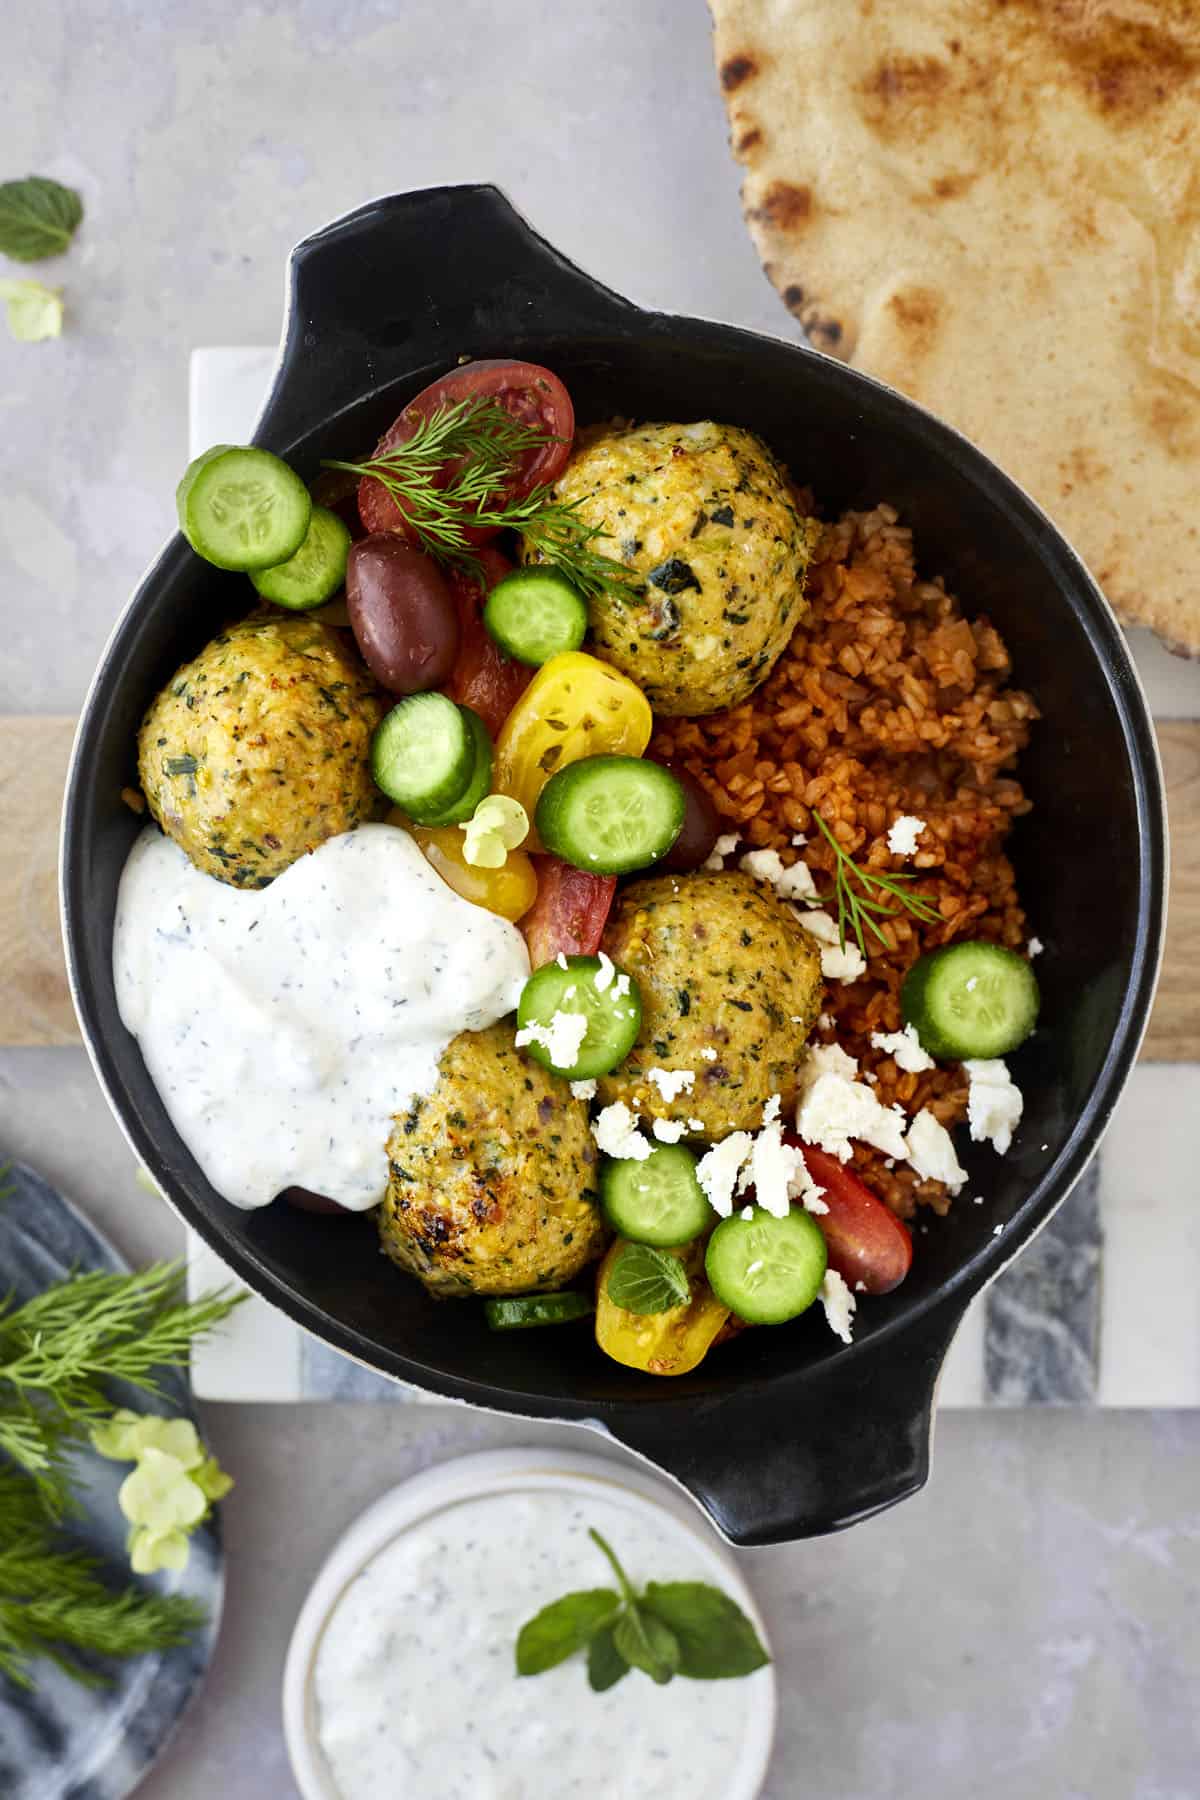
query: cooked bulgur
[{"left": 650, "top": 502, "right": 1038, "bottom": 1219}]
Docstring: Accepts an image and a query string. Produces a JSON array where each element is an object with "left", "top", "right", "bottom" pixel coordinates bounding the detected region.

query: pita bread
[{"left": 711, "top": 0, "right": 1200, "bottom": 654}]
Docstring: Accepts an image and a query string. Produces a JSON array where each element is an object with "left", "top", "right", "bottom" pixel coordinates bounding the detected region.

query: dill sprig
[
  {"left": 323, "top": 397, "right": 637, "bottom": 601},
  {"left": 811, "top": 811, "right": 943, "bottom": 957},
  {"left": 0, "top": 1258, "right": 239, "bottom": 1688},
  {"left": 0, "top": 1261, "right": 241, "bottom": 1517}
]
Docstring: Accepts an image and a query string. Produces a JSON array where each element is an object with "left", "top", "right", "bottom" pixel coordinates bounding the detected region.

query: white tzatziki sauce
[
  {"left": 113, "top": 823, "right": 530, "bottom": 1210},
  {"left": 313, "top": 1488, "right": 766, "bottom": 1800}
]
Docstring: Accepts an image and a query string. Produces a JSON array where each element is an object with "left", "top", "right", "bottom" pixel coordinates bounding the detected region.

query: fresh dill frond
[
  {"left": 0, "top": 1261, "right": 242, "bottom": 1415},
  {"left": 323, "top": 398, "right": 637, "bottom": 600},
  {"left": 0, "top": 1577, "right": 206, "bottom": 1690},
  {"left": 810, "top": 811, "right": 943, "bottom": 957}
]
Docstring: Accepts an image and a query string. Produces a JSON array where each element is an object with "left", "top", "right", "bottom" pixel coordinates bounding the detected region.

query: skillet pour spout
[{"left": 60, "top": 185, "right": 1165, "bottom": 1545}]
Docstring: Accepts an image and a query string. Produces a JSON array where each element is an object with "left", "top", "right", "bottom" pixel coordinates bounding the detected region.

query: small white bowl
[{"left": 283, "top": 1446, "right": 777, "bottom": 1800}]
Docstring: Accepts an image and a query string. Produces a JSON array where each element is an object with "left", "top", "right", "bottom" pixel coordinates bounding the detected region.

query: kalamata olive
[
  {"left": 651, "top": 760, "right": 722, "bottom": 872},
  {"left": 280, "top": 1186, "right": 353, "bottom": 1215},
  {"left": 346, "top": 535, "right": 460, "bottom": 694}
]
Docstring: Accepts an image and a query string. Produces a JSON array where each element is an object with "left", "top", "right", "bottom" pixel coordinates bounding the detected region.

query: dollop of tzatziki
[
  {"left": 113, "top": 823, "right": 530, "bottom": 1210},
  {"left": 313, "top": 1488, "right": 765, "bottom": 1800}
]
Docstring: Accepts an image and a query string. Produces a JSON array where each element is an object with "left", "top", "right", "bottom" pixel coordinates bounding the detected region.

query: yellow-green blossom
[{"left": 461, "top": 794, "right": 529, "bottom": 869}]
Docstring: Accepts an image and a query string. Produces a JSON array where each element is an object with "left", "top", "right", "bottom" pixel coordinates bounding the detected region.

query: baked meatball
[
  {"left": 532, "top": 421, "right": 816, "bottom": 715},
  {"left": 597, "top": 871, "right": 824, "bottom": 1136},
  {"left": 378, "top": 1023, "right": 606, "bottom": 1297},
  {"left": 137, "top": 613, "right": 383, "bottom": 888}
]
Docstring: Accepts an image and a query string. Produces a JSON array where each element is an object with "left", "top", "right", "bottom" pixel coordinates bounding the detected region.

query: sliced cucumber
[
  {"left": 371, "top": 694, "right": 474, "bottom": 819},
  {"left": 250, "top": 505, "right": 351, "bottom": 610},
  {"left": 535, "top": 755, "right": 685, "bottom": 875},
  {"left": 177, "top": 445, "right": 312, "bottom": 572},
  {"left": 484, "top": 1292, "right": 593, "bottom": 1330},
  {"left": 517, "top": 954, "right": 642, "bottom": 1080},
  {"left": 417, "top": 707, "right": 493, "bottom": 826},
  {"left": 484, "top": 567, "right": 588, "bottom": 666},
  {"left": 901, "top": 941, "right": 1039, "bottom": 1060},
  {"left": 705, "top": 1206, "right": 827, "bottom": 1325},
  {"left": 601, "top": 1145, "right": 711, "bottom": 1248}
]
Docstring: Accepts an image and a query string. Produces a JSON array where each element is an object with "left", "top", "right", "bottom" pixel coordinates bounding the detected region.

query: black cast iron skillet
[{"left": 61, "top": 187, "right": 1165, "bottom": 1545}]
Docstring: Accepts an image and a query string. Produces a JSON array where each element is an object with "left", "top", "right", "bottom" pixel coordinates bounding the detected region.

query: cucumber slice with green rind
[
  {"left": 484, "top": 567, "right": 589, "bottom": 666},
  {"left": 705, "top": 1206, "right": 828, "bottom": 1325},
  {"left": 517, "top": 954, "right": 642, "bottom": 1079},
  {"left": 535, "top": 755, "right": 685, "bottom": 875},
  {"left": 177, "top": 445, "right": 312, "bottom": 571},
  {"left": 371, "top": 693, "right": 473, "bottom": 818},
  {"left": 601, "top": 1144, "right": 711, "bottom": 1247},
  {"left": 416, "top": 707, "right": 494, "bottom": 826},
  {"left": 250, "top": 505, "right": 352, "bottom": 610},
  {"left": 901, "top": 941, "right": 1039, "bottom": 1060},
  {"left": 484, "top": 1292, "right": 594, "bottom": 1330}
]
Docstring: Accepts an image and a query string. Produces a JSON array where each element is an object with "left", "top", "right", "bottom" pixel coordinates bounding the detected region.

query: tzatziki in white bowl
[{"left": 283, "top": 1448, "right": 777, "bottom": 1800}]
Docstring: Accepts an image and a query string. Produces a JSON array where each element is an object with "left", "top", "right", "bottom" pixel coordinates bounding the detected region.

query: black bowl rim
[{"left": 59, "top": 189, "right": 1167, "bottom": 1433}]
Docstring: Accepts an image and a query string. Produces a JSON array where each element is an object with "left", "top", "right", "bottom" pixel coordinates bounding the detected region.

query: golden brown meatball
[
  {"left": 378, "top": 1023, "right": 606, "bottom": 1297},
  {"left": 597, "top": 871, "right": 824, "bottom": 1136},
  {"left": 137, "top": 613, "right": 383, "bottom": 888},
  {"left": 532, "top": 421, "right": 816, "bottom": 715}
]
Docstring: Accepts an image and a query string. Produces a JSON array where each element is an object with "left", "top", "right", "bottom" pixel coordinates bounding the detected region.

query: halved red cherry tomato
[
  {"left": 358, "top": 360, "right": 575, "bottom": 539},
  {"left": 521, "top": 855, "right": 617, "bottom": 966},
  {"left": 792, "top": 1141, "right": 913, "bottom": 1296},
  {"left": 444, "top": 550, "right": 533, "bottom": 736}
]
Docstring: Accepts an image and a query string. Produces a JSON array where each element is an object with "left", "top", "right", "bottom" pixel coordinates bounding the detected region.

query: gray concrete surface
[{"left": 2, "top": 2, "right": 1198, "bottom": 1795}]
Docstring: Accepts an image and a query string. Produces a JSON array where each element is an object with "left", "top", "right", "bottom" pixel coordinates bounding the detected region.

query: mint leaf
[
  {"left": 0, "top": 278, "right": 62, "bottom": 342},
  {"left": 515, "top": 1588, "right": 619, "bottom": 1676},
  {"left": 642, "top": 1582, "right": 770, "bottom": 1679},
  {"left": 0, "top": 177, "right": 83, "bottom": 262},
  {"left": 586, "top": 1622, "right": 629, "bottom": 1692},
  {"left": 605, "top": 1243, "right": 690, "bottom": 1314},
  {"left": 613, "top": 1604, "right": 680, "bottom": 1685}
]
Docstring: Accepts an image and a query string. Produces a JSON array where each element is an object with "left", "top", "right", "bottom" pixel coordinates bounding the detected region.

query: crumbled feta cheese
[
  {"left": 993, "top": 1223, "right": 1004, "bottom": 1236},
  {"left": 854, "top": 1279, "right": 867, "bottom": 1293},
  {"left": 744, "top": 1115, "right": 807, "bottom": 1218},
  {"left": 570, "top": 1078, "right": 598, "bottom": 1101},
  {"left": 1027, "top": 936, "right": 1044, "bottom": 958},
  {"left": 817, "top": 1012, "right": 834, "bottom": 1032},
  {"left": 795, "top": 1044, "right": 908, "bottom": 1162},
  {"left": 612, "top": 971, "right": 632, "bottom": 1001},
  {"left": 515, "top": 1009, "right": 588, "bottom": 1070},
  {"left": 556, "top": 952, "right": 569, "bottom": 970},
  {"left": 652, "top": 1117, "right": 687, "bottom": 1144},
  {"left": 687, "top": 1118, "right": 706, "bottom": 1134},
  {"left": 904, "top": 1109, "right": 967, "bottom": 1192},
  {"left": 869, "top": 1024, "right": 935, "bottom": 1074},
  {"left": 740, "top": 1205, "right": 755, "bottom": 1221},
  {"left": 647, "top": 1067, "right": 695, "bottom": 1103},
  {"left": 696, "top": 1132, "right": 755, "bottom": 1217},
  {"left": 739, "top": 846, "right": 818, "bottom": 902},
  {"left": 973, "top": 1195, "right": 984, "bottom": 1205},
  {"left": 791, "top": 832, "right": 808, "bottom": 847},
  {"left": 591, "top": 1102, "right": 652, "bottom": 1161},
  {"left": 820, "top": 1270, "right": 856, "bottom": 1344},
  {"left": 964, "top": 1058, "right": 1023, "bottom": 1155},
  {"left": 703, "top": 832, "right": 740, "bottom": 872},
  {"left": 805, "top": 1042, "right": 860, "bottom": 1082},
  {"left": 593, "top": 951, "right": 616, "bottom": 991},
  {"left": 793, "top": 908, "right": 867, "bottom": 983},
  {"left": 887, "top": 814, "right": 925, "bottom": 857},
  {"left": 762, "top": 1094, "right": 781, "bottom": 1126},
  {"left": 700, "top": 1046, "right": 719, "bottom": 1062}
]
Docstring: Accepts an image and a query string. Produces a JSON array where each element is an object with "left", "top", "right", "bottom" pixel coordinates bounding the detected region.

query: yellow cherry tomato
[
  {"left": 594, "top": 1238, "right": 731, "bottom": 1377},
  {"left": 493, "top": 651, "right": 653, "bottom": 851},
  {"left": 403, "top": 821, "right": 539, "bottom": 922}
]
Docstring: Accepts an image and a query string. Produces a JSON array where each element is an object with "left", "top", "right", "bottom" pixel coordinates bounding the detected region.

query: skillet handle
[
  {"left": 611, "top": 1293, "right": 969, "bottom": 1547},
  {"left": 253, "top": 185, "right": 639, "bottom": 451}
]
